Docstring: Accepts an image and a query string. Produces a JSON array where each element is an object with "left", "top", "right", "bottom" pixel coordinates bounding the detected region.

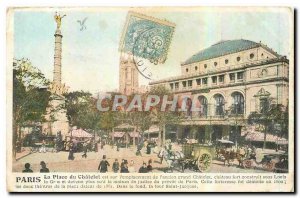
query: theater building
[{"left": 149, "top": 39, "right": 289, "bottom": 144}]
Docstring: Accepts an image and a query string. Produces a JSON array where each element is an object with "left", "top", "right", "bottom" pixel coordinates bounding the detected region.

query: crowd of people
[
  {"left": 98, "top": 155, "right": 153, "bottom": 173},
  {"left": 21, "top": 139, "right": 157, "bottom": 173}
]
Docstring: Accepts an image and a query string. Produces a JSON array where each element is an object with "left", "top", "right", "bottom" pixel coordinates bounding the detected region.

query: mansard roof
[{"left": 182, "top": 39, "right": 279, "bottom": 65}]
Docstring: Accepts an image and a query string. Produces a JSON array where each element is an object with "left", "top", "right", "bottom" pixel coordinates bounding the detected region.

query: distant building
[
  {"left": 119, "top": 53, "right": 139, "bottom": 95},
  {"left": 150, "top": 39, "right": 289, "bottom": 144}
]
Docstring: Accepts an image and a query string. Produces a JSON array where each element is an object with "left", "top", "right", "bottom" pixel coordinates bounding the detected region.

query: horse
[
  {"left": 217, "top": 148, "right": 236, "bottom": 166},
  {"left": 158, "top": 148, "right": 185, "bottom": 172}
]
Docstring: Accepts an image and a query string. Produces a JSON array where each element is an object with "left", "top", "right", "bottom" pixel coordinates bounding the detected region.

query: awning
[
  {"left": 129, "top": 132, "right": 140, "bottom": 138},
  {"left": 144, "top": 125, "right": 160, "bottom": 133},
  {"left": 241, "top": 125, "right": 288, "bottom": 144},
  {"left": 244, "top": 131, "right": 288, "bottom": 143},
  {"left": 276, "top": 139, "right": 289, "bottom": 145},
  {"left": 112, "top": 132, "right": 125, "bottom": 138},
  {"left": 68, "top": 128, "right": 93, "bottom": 138},
  {"left": 217, "top": 139, "right": 234, "bottom": 144}
]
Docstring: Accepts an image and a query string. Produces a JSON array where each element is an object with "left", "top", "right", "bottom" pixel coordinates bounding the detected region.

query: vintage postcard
[{"left": 6, "top": 7, "right": 294, "bottom": 192}]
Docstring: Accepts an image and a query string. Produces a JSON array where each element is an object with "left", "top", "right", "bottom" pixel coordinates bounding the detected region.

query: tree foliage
[
  {"left": 247, "top": 103, "right": 289, "bottom": 148},
  {"left": 13, "top": 59, "right": 51, "bottom": 157},
  {"left": 64, "top": 91, "right": 102, "bottom": 135},
  {"left": 148, "top": 85, "right": 183, "bottom": 146}
]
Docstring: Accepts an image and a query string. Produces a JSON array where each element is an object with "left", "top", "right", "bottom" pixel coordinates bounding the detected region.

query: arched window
[
  {"left": 198, "top": 96, "right": 208, "bottom": 117},
  {"left": 214, "top": 94, "right": 225, "bottom": 116},
  {"left": 231, "top": 92, "right": 244, "bottom": 114}
]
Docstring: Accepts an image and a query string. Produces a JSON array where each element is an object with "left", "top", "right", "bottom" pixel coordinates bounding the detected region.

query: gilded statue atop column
[{"left": 54, "top": 12, "right": 66, "bottom": 29}]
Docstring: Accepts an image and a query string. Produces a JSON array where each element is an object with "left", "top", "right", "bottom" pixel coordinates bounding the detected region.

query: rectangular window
[
  {"left": 170, "top": 83, "right": 174, "bottom": 90},
  {"left": 188, "top": 80, "right": 193, "bottom": 87},
  {"left": 196, "top": 78, "right": 201, "bottom": 85},
  {"left": 182, "top": 81, "right": 187, "bottom": 87},
  {"left": 219, "top": 75, "right": 224, "bottom": 83},
  {"left": 175, "top": 82, "right": 179, "bottom": 89},
  {"left": 230, "top": 73, "right": 235, "bottom": 82},
  {"left": 212, "top": 76, "right": 217, "bottom": 84},
  {"left": 202, "top": 78, "right": 208, "bottom": 85},
  {"left": 237, "top": 72, "right": 244, "bottom": 80}
]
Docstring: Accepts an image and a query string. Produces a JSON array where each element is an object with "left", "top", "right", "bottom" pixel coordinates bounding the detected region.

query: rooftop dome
[{"left": 183, "top": 39, "right": 261, "bottom": 65}]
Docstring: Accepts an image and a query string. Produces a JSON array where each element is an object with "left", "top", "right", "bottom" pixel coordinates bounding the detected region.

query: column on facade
[
  {"left": 204, "top": 124, "right": 212, "bottom": 143},
  {"left": 177, "top": 125, "right": 184, "bottom": 140},
  {"left": 207, "top": 75, "right": 212, "bottom": 87},
  {"left": 224, "top": 72, "right": 230, "bottom": 84},
  {"left": 190, "top": 126, "right": 198, "bottom": 140},
  {"left": 222, "top": 124, "right": 230, "bottom": 140},
  {"left": 244, "top": 68, "right": 250, "bottom": 82}
]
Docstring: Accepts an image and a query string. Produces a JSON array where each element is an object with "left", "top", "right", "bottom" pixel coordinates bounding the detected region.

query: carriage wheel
[
  {"left": 243, "top": 160, "right": 252, "bottom": 169},
  {"left": 197, "top": 153, "right": 212, "bottom": 172},
  {"left": 262, "top": 162, "right": 275, "bottom": 172}
]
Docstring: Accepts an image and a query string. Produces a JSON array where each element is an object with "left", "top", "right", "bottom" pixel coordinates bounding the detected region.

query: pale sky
[{"left": 13, "top": 7, "right": 292, "bottom": 94}]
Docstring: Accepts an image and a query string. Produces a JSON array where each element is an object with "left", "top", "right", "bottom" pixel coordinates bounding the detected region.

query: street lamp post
[{"left": 274, "top": 123, "right": 281, "bottom": 152}]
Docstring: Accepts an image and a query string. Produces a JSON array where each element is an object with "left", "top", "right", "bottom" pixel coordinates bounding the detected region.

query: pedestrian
[
  {"left": 56, "top": 131, "right": 62, "bottom": 152},
  {"left": 116, "top": 140, "right": 120, "bottom": 152},
  {"left": 146, "top": 143, "right": 151, "bottom": 154},
  {"left": 82, "top": 142, "right": 88, "bottom": 158},
  {"left": 40, "top": 161, "right": 49, "bottom": 173},
  {"left": 22, "top": 163, "right": 33, "bottom": 173},
  {"left": 68, "top": 142, "right": 75, "bottom": 160},
  {"left": 98, "top": 155, "right": 110, "bottom": 173},
  {"left": 120, "top": 159, "right": 125, "bottom": 169},
  {"left": 101, "top": 141, "right": 104, "bottom": 149},
  {"left": 65, "top": 141, "right": 70, "bottom": 151},
  {"left": 112, "top": 159, "right": 119, "bottom": 173},
  {"left": 158, "top": 148, "right": 164, "bottom": 164},
  {"left": 138, "top": 162, "right": 148, "bottom": 173},
  {"left": 94, "top": 141, "right": 98, "bottom": 152},
  {"left": 128, "top": 160, "right": 136, "bottom": 173},
  {"left": 39, "top": 139, "right": 46, "bottom": 153},
  {"left": 147, "top": 159, "right": 153, "bottom": 172},
  {"left": 120, "top": 160, "right": 129, "bottom": 173},
  {"left": 136, "top": 144, "right": 142, "bottom": 156}
]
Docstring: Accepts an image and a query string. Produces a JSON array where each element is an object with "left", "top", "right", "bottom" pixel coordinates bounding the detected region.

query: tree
[
  {"left": 248, "top": 103, "right": 288, "bottom": 149},
  {"left": 64, "top": 91, "right": 102, "bottom": 137},
  {"left": 148, "top": 85, "right": 183, "bottom": 147},
  {"left": 98, "top": 92, "right": 121, "bottom": 137},
  {"left": 13, "top": 58, "right": 51, "bottom": 158},
  {"left": 125, "top": 94, "right": 153, "bottom": 145}
]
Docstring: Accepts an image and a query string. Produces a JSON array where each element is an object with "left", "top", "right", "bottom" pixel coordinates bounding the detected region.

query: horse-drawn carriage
[
  {"left": 242, "top": 152, "right": 288, "bottom": 172},
  {"left": 159, "top": 143, "right": 215, "bottom": 173},
  {"left": 182, "top": 143, "right": 215, "bottom": 172}
]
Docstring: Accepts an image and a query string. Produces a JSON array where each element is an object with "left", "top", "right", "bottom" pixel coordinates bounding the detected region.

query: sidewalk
[{"left": 16, "top": 147, "right": 31, "bottom": 161}]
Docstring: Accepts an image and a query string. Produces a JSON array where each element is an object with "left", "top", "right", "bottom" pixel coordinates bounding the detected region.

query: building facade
[{"left": 150, "top": 39, "right": 289, "bottom": 144}]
